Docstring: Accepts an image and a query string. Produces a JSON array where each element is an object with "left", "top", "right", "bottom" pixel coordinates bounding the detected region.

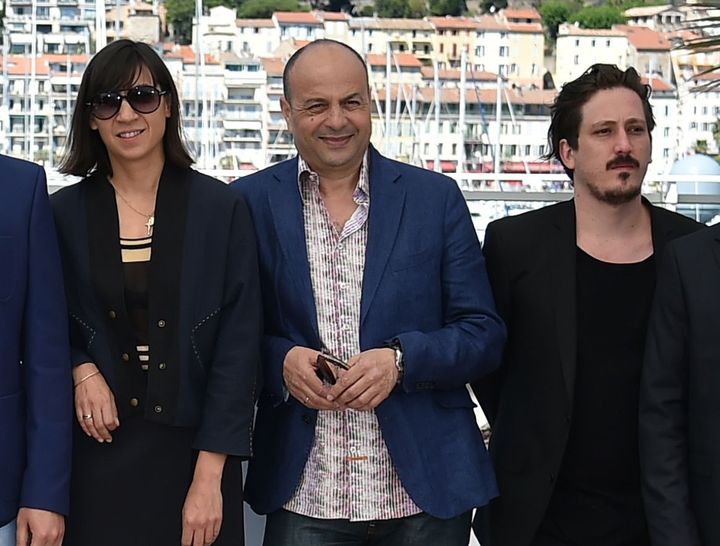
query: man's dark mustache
[{"left": 607, "top": 155, "right": 640, "bottom": 170}]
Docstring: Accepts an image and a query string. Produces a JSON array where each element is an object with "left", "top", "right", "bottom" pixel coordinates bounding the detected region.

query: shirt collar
[{"left": 297, "top": 152, "right": 370, "bottom": 200}]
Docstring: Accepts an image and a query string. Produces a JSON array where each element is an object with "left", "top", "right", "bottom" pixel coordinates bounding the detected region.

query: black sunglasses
[
  {"left": 315, "top": 351, "right": 349, "bottom": 386},
  {"left": 86, "top": 85, "right": 168, "bottom": 120}
]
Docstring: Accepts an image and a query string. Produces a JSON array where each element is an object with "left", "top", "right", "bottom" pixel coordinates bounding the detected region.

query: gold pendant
[{"left": 146, "top": 215, "right": 155, "bottom": 236}]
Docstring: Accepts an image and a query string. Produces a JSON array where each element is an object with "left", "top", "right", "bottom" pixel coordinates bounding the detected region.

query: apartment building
[
  {"left": 555, "top": 24, "right": 630, "bottom": 86},
  {"left": 347, "top": 17, "right": 435, "bottom": 63}
]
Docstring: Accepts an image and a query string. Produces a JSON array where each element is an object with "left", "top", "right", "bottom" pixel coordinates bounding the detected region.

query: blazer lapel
[
  {"left": 551, "top": 200, "right": 578, "bottom": 407},
  {"left": 86, "top": 173, "right": 126, "bottom": 318},
  {"left": 361, "top": 148, "right": 405, "bottom": 325},
  {"left": 647, "top": 197, "right": 682, "bottom": 271},
  {"left": 266, "top": 158, "right": 319, "bottom": 337}
]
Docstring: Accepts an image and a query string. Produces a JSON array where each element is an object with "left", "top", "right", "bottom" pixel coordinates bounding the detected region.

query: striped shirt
[
  {"left": 283, "top": 155, "right": 421, "bottom": 521},
  {"left": 120, "top": 235, "right": 151, "bottom": 370}
]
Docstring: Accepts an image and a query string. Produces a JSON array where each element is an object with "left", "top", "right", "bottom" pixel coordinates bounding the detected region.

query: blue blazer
[
  {"left": 0, "top": 155, "right": 72, "bottom": 526},
  {"left": 233, "top": 147, "right": 506, "bottom": 519}
]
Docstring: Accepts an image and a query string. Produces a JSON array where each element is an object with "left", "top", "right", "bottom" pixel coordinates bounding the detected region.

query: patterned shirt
[{"left": 283, "top": 155, "right": 421, "bottom": 521}]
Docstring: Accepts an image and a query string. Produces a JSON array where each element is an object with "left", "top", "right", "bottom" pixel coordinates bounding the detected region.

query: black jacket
[
  {"left": 51, "top": 165, "right": 261, "bottom": 457},
  {"left": 473, "top": 198, "right": 701, "bottom": 546}
]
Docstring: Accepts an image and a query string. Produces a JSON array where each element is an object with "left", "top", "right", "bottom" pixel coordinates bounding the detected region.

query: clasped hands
[{"left": 283, "top": 347, "right": 400, "bottom": 411}]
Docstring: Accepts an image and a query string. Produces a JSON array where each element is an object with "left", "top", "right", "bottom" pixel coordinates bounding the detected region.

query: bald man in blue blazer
[{"left": 0, "top": 155, "right": 71, "bottom": 546}]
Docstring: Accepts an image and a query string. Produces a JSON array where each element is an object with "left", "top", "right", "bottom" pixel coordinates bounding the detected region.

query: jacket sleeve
[
  {"left": 395, "top": 183, "right": 506, "bottom": 392},
  {"left": 20, "top": 167, "right": 73, "bottom": 516},
  {"left": 639, "top": 241, "right": 701, "bottom": 546},
  {"left": 471, "top": 220, "right": 511, "bottom": 425},
  {"left": 192, "top": 194, "right": 263, "bottom": 457}
]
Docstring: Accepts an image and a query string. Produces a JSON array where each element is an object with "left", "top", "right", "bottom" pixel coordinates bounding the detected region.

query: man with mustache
[
  {"left": 234, "top": 39, "right": 505, "bottom": 545},
  {"left": 472, "top": 64, "right": 702, "bottom": 546}
]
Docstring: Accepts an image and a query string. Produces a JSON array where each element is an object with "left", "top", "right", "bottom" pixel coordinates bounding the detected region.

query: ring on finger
[
  {"left": 303, "top": 395, "right": 310, "bottom": 405},
  {"left": 83, "top": 414, "right": 93, "bottom": 420}
]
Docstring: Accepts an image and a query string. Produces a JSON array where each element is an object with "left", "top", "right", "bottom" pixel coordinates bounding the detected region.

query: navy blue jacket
[
  {"left": 0, "top": 155, "right": 72, "bottom": 526},
  {"left": 51, "top": 166, "right": 261, "bottom": 456},
  {"left": 234, "top": 147, "right": 506, "bottom": 518}
]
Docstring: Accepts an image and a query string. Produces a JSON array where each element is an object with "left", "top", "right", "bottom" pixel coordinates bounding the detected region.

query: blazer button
[
  {"left": 158, "top": 362, "right": 167, "bottom": 370},
  {"left": 108, "top": 310, "right": 117, "bottom": 319},
  {"left": 302, "top": 415, "right": 311, "bottom": 424},
  {"left": 130, "top": 397, "right": 139, "bottom": 407},
  {"left": 121, "top": 352, "right": 130, "bottom": 362},
  {"left": 157, "top": 319, "right": 166, "bottom": 328},
  {"left": 154, "top": 405, "right": 163, "bottom": 414}
]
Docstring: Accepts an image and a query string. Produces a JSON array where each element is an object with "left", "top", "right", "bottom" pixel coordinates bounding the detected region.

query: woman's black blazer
[{"left": 51, "top": 164, "right": 262, "bottom": 457}]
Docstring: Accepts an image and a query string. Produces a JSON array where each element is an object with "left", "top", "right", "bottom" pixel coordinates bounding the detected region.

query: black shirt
[{"left": 540, "top": 247, "right": 655, "bottom": 546}]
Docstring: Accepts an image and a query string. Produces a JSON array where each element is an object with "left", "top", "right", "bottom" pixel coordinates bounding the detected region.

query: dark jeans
[{"left": 263, "top": 509, "right": 472, "bottom": 546}]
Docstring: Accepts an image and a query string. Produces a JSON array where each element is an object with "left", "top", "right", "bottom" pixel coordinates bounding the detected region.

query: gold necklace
[{"left": 110, "top": 181, "right": 156, "bottom": 236}]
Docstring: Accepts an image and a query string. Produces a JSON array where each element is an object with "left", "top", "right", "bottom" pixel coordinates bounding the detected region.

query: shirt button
[
  {"left": 121, "top": 352, "right": 130, "bottom": 362},
  {"left": 157, "top": 319, "right": 166, "bottom": 328},
  {"left": 158, "top": 362, "right": 167, "bottom": 370},
  {"left": 154, "top": 405, "right": 163, "bottom": 414},
  {"left": 108, "top": 310, "right": 117, "bottom": 319},
  {"left": 338, "top": 243, "right": 344, "bottom": 250},
  {"left": 130, "top": 397, "right": 139, "bottom": 407}
]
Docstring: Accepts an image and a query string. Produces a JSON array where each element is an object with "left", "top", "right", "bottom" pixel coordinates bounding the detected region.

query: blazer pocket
[
  {"left": 190, "top": 307, "right": 222, "bottom": 369},
  {"left": 0, "top": 390, "right": 25, "bottom": 501},
  {"left": 0, "top": 236, "right": 17, "bottom": 302}
]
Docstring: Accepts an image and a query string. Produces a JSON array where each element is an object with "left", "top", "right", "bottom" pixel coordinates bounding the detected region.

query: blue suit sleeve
[
  {"left": 396, "top": 183, "right": 506, "bottom": 391},
  {"left": 20, "top": 167, "right": 73, "bottom": 516}
]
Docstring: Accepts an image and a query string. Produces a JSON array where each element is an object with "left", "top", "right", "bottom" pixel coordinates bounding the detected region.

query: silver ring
[
  {"left": 83, "top": 414, "right": 93, "bottom": 420},
  {"left": 303, "top": 396, "right": 310, "bottom": 404}
]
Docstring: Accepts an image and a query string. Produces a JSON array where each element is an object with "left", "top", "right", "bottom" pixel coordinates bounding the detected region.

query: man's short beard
[{"left": 586, "top": 174, "right": 642, "bottom": 206}]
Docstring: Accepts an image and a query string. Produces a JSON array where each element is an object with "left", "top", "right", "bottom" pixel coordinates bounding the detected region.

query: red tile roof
[
  {"left": 428, "top": 16, "right": 480, "bottom": 30},
  {"left": 260, "top": 57, "right": 284, "bottom": 77},
  {"left": 273, "top": 11, "right": 321, "bottom": 25},
  {"left": 502, "top": 7, "right": 541, "bottom": 21},
  {"left": 614, "top": 24, "right": 671, "bottom": 51},
  {"left": 367, "top": 52, "right": 423, "bottom": 68}
]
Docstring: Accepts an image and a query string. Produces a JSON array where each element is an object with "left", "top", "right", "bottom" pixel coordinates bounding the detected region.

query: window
[
  {"left": 452, "top": 143, "right": 457, "bottom": 154},
  {"left": 663, "top": 148, "right": 670, "bottom": 158},
  {"left": 664, "top": 127, "right": 670, "bottom": 137},
  {"left": 606, "top": 39, "right": 611, "bottom": 47},
  {"left": 665, "top": 105, "right": 670, "bottom": 115},
  {"left": 591, "top": 39, "right": 596, "bottom": 46},
  {"left": 574, "top": 55, "right": 579, "bottom": 65},
  {"left": 703, "top": 106, "right": 708, "bottom": 115},
  {"left": 510, "top": 63, "right": 517, "bottom": 74},
  {"left": 476, "top": 45, "right": 485, "bottom": 56},
  {"left": 575, "top": 39, "right": 580, "bottom": 46},
  {"left": 691, "top": 122, "right": 697, "bottom": 129},
  {"left": 524, "top": 145, "right": 531, "bottom": 155},
  {"left": 499, "top": 46, "right": 508, "bottom": 57}
]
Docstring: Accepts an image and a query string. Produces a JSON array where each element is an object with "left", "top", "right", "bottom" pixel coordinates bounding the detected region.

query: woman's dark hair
[
  {"left": 59, "top": 39, "right": 193, "bottom": 177},
  {"left": 544, "top": 64, "right": 655, "bottom": 180}
]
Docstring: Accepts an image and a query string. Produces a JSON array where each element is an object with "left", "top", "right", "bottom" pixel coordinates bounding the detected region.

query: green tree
[
  {"left": 237, "top": 0, "right": 304, "bottom": 17},
  {"left": 374, "top": 0, "right": 410, "bottom": 17},
  {"left": 569, "top": 5, "right": 626, "bottom": 29},
  {"left": 479, "top": 0, "right": 505, "bottom": 14},
  {"left": 165, "top": 0, "right": 195, "bottom": 44},
  {"left": 430, "top": 0, "right": 466, "bottom": 16},
  {"left": 540, "top": 0, "right": 573, "bottom": 42},
  {"left": 408, "top": 0, "right": 428, "bottom": 18}
]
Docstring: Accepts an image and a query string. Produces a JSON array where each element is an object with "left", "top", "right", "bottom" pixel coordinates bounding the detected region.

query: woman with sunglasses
[{"left": 52, "top": 39, "right": 261, "bottom": 546}]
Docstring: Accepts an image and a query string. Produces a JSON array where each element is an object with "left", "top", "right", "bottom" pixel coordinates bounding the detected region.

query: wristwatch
[{"left": 390, "top": 339, "right": 404, "bottom": 383}]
